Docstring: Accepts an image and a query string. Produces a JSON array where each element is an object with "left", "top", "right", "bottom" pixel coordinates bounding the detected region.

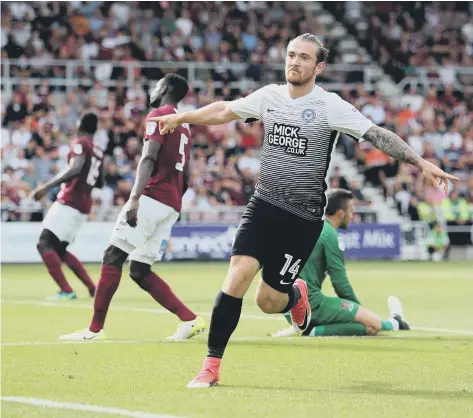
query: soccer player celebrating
[
  {"left": 60, "top": 74, "right": 205, "bottom": 342},
  {"left": 31, "top": 112, "right": 103, "bottom": 300},
  {"left": 272, "top": 188, "right": 409, "bottom": 338},
  {"left": 151, "top": 34, "right": 458, "bottom": 388}
]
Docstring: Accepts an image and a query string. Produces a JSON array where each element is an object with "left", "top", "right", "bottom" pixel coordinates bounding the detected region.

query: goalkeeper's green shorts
[{"left": 284, "top": 293, "right": 360, "bottom": 325}]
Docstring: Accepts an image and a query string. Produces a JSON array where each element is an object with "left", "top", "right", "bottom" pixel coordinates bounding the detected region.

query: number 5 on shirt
[{"left": 175, "top": 133, "right": 189, "bottom": 172}]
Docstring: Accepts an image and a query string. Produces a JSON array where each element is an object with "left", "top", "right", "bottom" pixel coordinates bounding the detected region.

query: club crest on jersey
[
  {"left": 72, "top": 143, "right": 83, "bottom": 154},
  {"left": 146, "top": 121, "right": 157, "bottom": 135},
  {"left": 267, "top": 123, "right": 308, "bottom": 156},
  {"left": 302, "top": 108, "right": 316, "bottom": 122}
]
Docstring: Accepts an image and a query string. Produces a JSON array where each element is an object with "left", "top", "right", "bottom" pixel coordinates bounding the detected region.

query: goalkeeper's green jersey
[{"left": 299, "top": 220, "right": 360, "bottom": 305}]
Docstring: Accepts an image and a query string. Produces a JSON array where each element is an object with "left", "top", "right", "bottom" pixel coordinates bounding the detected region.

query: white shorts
[
  {"left": 109, "top": 195, "right": 179, "bottom": 265},
  {"left": 42, "top": 202, "right": 88, "bottom": 244}
]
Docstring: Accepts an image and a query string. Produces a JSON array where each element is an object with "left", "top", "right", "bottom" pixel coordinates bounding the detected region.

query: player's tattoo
[{"left": 362, "top": 126, "right": 421, "bottom": 167}]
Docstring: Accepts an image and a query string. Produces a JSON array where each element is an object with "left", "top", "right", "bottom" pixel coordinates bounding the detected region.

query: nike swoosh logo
[
  {"left": 300, "top": 313, "right": 309, "bottom": 332},
  {"left": 267, "top": 109, "right": 276, "bottom": 112},
  {"left": 280, "top": 279, "right": 294, "bottom": 285}
]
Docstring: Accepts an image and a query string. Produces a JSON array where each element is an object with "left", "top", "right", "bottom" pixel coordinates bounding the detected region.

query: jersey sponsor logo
[
  {"left": 341, "top": 300, "right": 355, "bottom": 311},
  {"left": 267, "top": 123, "right": 308, "bottom": 156},
  {"left": 301, "top": 108, "right": 316, "bottom": 122},
  {"left": 146, "top": 121, "right": 157, "bottom": 135},
  {"left": 72, "top": 143, "right": 83, "bottom": 154}
]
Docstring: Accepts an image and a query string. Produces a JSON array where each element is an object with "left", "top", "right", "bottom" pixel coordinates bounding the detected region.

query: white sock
[{"left": 389, "top": 318, "right": 400, "bottom": 331}]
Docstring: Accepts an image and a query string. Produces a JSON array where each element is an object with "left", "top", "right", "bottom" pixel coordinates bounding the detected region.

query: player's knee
[
  {"left": 255, "top": 289, "right": 281, "bottom": 314},
  {"left": 223, "top": 256, "right": 259, "bottom": 297},
  {"left": 103, "top": 245, "right": 128, "bottom": 269},
  {"left": 129, "top": 261, "right": 151, "bottom": 288},
  {"left": 366, "top": 322, "right": 381, "bottom": 336},
  {"left": 255, "top": 293, "right": 274, "bottom": 313},
  {"left": 37, "top": 230, "right": 55, "bottom": 254}
]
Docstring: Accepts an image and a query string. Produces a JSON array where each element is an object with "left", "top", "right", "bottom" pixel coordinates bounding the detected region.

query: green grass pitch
[{"left": 1, "top": 261, "right": 472, "bottom": 417}]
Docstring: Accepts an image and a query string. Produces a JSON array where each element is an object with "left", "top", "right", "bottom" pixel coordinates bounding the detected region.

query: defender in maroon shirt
[
  {"left": 60, "top": 74, "right": 205, "bottom": 342},
  {"left": 56, "top": 137, "right": 104, "bottom": 214},
  {"left": 31, "top": 113, "right": 103, "bottom": 300},
  {"left": 141, "top": 104, "right": 191, "bottom": 213}
]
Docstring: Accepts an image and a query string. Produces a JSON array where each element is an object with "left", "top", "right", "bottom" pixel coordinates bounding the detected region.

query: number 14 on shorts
[{"left": 279, "top": 254, "right": 301, "bottom": 285}]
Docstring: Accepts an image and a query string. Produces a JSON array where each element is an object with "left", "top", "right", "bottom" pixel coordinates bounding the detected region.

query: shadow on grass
[{"left": 222, "top": 381, "right": 473, "bottom": 401}]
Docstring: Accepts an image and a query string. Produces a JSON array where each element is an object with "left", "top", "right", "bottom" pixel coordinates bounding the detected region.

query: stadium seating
[{"left": 1, "top": 1, "right": 472, "bottom": 249}]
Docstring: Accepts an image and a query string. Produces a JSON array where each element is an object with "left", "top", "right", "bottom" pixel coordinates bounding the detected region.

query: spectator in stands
[
  {"left": 416, "top": 195, "right": 438, "bottom": 224},
  {"left": 442, "top": 190, "right": 472, "bottom": 224},
  {"left": 426, "top": 222, "right": 450, "bottom": 261},
  {"left": 361, "top": 93, "right": 386, "bottom": 126},
  {"left": 3, "top": 94, "right": 27, "bottom": 127},
  {"left": 1, "top": 1, "right": 472, "bottom": 231},
  {"left": 442, "top": 190, "right": 472, "bottom": 245}
]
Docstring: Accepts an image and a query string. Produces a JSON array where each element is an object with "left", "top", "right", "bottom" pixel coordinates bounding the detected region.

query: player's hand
[
  {"left": 418, "top": 160, "right": 459, "bottom": 193},
  {"left": 148, "top": 114, "right": 181, "bottom": 135},
  {"left": 30, "top": 186, "right": 48, "bottom": 201},
  {"left": 125, "top": 197, "right": 139, "bottom": 228}
]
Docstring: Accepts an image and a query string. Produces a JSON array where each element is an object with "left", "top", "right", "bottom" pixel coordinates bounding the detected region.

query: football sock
[
  {"left": 141, "top": 272, "right": 196, "bottom": 322},
  {"left": 62, "top": 251, "right": 96, "bottom": 294},
  {"left": 381, "top": 318, "right": 399, "bottom": 331},
  {"left": 41, "top": 251, "right": 73, "bottom": 293},
  {"left": 309, "top": 323, "right": 367, "bottom": 336},
  {"left": 280, "top": 284, "right": 301, "bottom": 313},
  {"left": 207, "top": 291, "right": 243, "bottom": 359},
  {"left": 89, "top": 265, "right": 121, "bottom": 332}
]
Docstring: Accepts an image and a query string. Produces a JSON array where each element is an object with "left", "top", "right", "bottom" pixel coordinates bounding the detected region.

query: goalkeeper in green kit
[{"left": 273, "top": 189, "right": 410, "bottom": 337}]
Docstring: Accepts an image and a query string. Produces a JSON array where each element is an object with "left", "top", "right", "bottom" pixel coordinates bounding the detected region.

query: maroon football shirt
[
  {"left": 142, "top": 105, "right": 192, "bottom": 213},
  {"left": 56, "top": 136, "right": 104, "bottom": 214}
]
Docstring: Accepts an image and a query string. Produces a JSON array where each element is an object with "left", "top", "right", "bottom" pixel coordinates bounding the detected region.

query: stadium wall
[{"left": 1, "top": 222, "right": 401, "bottom": 263}]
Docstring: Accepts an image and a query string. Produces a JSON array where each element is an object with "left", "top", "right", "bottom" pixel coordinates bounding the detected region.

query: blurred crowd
[
  {"left": 336, "top": 83, "right": 473, "bottom": 245},
  {"left": 1, "top": 1, "right": 472, "bottom": 242},
  {"left": 1, "top": 1, "right": 341, "bottom": 84},
  {"left": 0, "top": 77, "right": 266, "bottom": 222},
  {"left": 330, "top": 2, "right": 473, "bottom": 84}
]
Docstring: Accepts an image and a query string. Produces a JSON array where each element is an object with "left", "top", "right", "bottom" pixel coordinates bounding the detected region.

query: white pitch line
[
  {"left": 2, "top": 298, "right": 473, "bottom": 336},
  {"left": 0, "top": 298, "right": 283, "bottom": 321},
  {"left": 2, "top": 331, "right": 472, "bottom": 347},
  {"left": 1, "top": 396, "right": 183, "bottom": 418},
  {"left": 411, "top": 326, "right": 473, "bottom": 336}
]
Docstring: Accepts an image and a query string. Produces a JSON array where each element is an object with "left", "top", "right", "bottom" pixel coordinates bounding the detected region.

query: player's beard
[
  {"left": 150, "top": 91, "right": 162, "bottom": 108},
  {"left": 339, "top": 216, "right": 350, "bottom": 230},
  {"left": 286, "top": 66, "right": 317, "bottom": 87}
]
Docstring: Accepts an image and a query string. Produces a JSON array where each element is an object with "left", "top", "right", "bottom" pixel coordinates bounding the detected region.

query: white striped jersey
[{"left": 229, "top": 84, "right": 374, "bottom": 221}]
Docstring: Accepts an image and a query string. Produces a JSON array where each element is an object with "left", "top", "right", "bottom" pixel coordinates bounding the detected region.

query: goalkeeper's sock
[
  {"left": 207, "top": 291, "right": 242, "bottom": 359},
  {"left": 381, "top": 318, "right": 399, "bottom": 331},
  {"left": 309, "top": 323, "right": 367, "bottom": 336}
]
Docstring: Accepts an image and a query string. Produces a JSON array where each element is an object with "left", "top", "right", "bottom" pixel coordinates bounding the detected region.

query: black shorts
[{"left": 231, "top": 197, "right": 323, "bottom": 293}]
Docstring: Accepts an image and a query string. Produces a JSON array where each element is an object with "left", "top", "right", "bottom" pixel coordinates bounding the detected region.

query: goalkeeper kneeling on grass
[{"left": 272, "top": 188, "right": 410, "bottom": 338}]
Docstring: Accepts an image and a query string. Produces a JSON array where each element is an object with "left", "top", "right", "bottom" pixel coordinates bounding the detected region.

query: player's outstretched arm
[
  {"left": 125, "top": 139, "right": 161, "bottom": 227},
  {"left": 150, "top": 102, "right": 240, "bottom": 135},
  {"left": 362, "top": 125, "right": 459, "bottom": 192},
  {"left": 30, "top": 155, "right": 85, "bottom": 201}
]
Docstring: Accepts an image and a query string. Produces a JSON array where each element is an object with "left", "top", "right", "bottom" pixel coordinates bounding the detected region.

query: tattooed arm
[
  {"left": 362, "top": 125, "right": 459, "bottom": 192},
  {"left": 362, "top": 125, "right": 421, "bottom": 167}
]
